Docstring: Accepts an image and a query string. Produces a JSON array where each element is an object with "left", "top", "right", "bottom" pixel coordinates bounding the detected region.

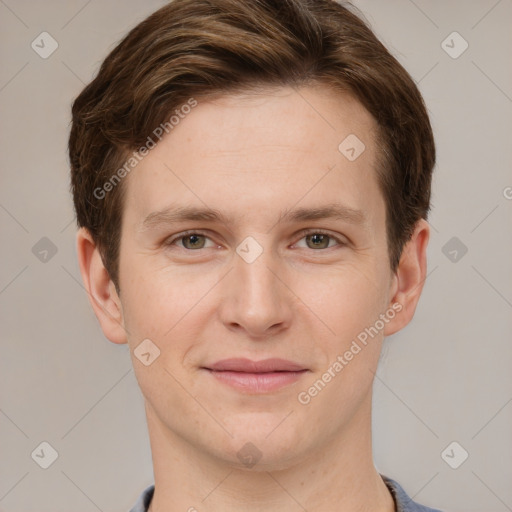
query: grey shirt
[{"left": 129, "top": 475, "right": 443, "bottom": 511}]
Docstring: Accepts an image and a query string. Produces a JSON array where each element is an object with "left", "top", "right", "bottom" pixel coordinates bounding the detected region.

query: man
[{"left": 69, "top": 0, "right": 442, "bottom": 510}]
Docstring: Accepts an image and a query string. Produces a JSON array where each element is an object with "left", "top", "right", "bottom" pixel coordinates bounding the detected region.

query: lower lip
[{"left": 206, "top": 369, "right": 308, "bottom": 393}]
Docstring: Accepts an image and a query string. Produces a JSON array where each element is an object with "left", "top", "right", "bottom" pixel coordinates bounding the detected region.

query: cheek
[
  {"left": 117, "top": 230, "right": 192, "bottom": 330},
  {"left": 306, "top": 268, "right": 387, "bottom": 399},
  {"left": 121, "top": 276, "right": 166, "bottom": 340},
  {"left": 121, "top": 267, "right": 205, "bottom": 406},
  {"left": 293, "top": 267, "right": 387, "bottom": 422},
  {"left": 120, "top": 259, "right": 217, "bottom": 354},
  {"left": 301, "top": 262, "right": 388, "bottom": 341}
]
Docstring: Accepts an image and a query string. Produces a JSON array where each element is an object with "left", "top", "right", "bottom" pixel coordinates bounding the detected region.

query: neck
[{"left": 145, "top": 393, "right": 395, "bottom": 512}]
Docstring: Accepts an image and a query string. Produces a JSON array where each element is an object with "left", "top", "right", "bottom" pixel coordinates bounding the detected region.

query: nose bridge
[
  {"left": 221, "top": 238, "right": 291, "bottom": 334},
  {"left": 234, "top": 234, "right": 274, "bottom": 287},
  {"left": 237, "top": 251, "right": 275, "bottom": 297},
  {"left": 235, "top": 243, "right": 278, "bottom": 306}
]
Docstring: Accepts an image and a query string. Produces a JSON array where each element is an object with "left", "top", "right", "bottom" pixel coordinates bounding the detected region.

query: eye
[
  {"left": 295, "top": 230, "right": 345, "bottom": 250},
  {"left": 164, "top": 229, "right": 345, "bottom": 252},
  {"left": 166, "top": 231, "right": 216, "bottom": 250}
]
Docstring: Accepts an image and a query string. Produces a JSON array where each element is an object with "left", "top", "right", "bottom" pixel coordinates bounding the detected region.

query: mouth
[{"left": 201, "top": 358, "right": 310, "bottom": 393}]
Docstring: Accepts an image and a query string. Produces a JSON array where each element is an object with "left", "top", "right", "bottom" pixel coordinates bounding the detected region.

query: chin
[{"left": 217, "top": 415, "right": 307, "bottom": 470}]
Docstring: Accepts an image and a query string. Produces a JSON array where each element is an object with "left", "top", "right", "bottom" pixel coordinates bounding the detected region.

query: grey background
[{"left": 0, "top": 0, "right": 511, "bottom": 510}]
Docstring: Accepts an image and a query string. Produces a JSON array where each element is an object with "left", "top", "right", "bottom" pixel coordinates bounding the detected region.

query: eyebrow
[{"left": 140, "top": 203, "right": 368, "bottom": 231}]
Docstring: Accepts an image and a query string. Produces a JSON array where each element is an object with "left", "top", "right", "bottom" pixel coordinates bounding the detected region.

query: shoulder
[
  {"left": 382, "top": 475, "right": 444, "bottom": 512},
  {"left": 129, "top": 484, "right": 155, "bottom": 512},
  {"left": 130, "top": 479, "right": 444, "bottom": 512}
]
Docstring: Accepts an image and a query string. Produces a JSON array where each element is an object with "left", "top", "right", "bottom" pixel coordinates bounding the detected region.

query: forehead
[{"left": 122, "top": 85, "right": 384, "bottom": 232}]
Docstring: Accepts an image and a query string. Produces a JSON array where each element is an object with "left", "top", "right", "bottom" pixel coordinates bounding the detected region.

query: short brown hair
[{"left": 69, "top": 0, "right": 435, "bottom": 289}]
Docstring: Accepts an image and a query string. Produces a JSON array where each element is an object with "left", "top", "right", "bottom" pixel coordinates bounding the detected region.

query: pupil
[
  {"left": 185, "top": 234, "right": 203, "bottom": 248},
  {"left": 309, "top": 234, "right": 328, "bottom": 248}
]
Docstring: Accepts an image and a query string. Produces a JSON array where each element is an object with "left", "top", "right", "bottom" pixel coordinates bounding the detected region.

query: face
[{"left": 114, "top": 86, "right": 400, "bottom": 469}]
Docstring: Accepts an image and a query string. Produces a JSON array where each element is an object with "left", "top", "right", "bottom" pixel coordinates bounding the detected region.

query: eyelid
[
  {"left": 164, "top": 228, "right": 347, "bottom": 250},
  {"left": 293, "top": 228, "right": 347, "bottom": 248},
  {"left": 164, "top": 229, "right": 217, "bottom": 248}
]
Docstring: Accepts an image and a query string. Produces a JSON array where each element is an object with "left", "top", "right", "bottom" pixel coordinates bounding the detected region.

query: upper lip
[{"left": 205, "top": 358, "right": 307, "bottom": 373}]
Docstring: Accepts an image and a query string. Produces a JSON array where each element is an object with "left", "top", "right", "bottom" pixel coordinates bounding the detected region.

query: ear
[
  {"left": 384, "top": 219, "right": 430, "bottom": 337},
  {"left": 76, "top": 227, "right": 128, "bottom": 344}
]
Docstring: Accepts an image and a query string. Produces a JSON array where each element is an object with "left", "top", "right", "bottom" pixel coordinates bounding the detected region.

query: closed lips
[
  {"left": 204, "top": 358, "right": 308, "bottom": 373},
  {"left": 201, "top": 358, "right": 309, "bottom": 393}
]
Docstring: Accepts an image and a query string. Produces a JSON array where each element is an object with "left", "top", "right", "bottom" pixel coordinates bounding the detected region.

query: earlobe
[
  {"left": 383, "top": 219, "right": 430, "bottom": 337},
  {"left": 76, "top": 227, "right": 128, "bottom": 344}
]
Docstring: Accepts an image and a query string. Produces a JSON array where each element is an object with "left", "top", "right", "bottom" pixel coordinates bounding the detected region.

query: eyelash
[{"left": 164, "top": 229, "right": 347, "bottom": 251}]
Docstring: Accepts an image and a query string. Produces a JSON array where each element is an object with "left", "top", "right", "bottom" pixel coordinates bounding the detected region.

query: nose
[{"left": 217, "top": 244, "right": 293, "bottom": 339}]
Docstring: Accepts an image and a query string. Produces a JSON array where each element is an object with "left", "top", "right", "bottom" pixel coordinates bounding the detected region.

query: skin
[{"left": 77, "top": 85, "right": 429, "bottom": 511}]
